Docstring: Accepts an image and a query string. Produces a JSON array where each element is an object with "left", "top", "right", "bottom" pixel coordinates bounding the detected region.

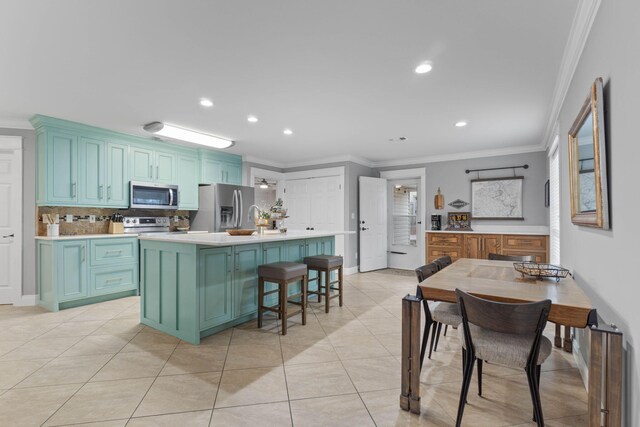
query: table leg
[
  {"left": 400, "top": 294, "right": 422, "bottom": 414},
  {"left": 554, "top": 323, "right": 562, "bottom": 348},
  {"left": 563, "top": 325, "right": 573, "bottom": 353}
]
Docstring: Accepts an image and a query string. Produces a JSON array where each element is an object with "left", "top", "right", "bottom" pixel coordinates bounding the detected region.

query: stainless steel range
[{"left": 123, "top": 216, "right": 171, "bottom": 235}]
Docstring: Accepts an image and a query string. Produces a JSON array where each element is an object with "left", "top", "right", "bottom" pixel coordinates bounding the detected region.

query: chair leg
[
  {"left": 444, "top": 324, "right": 448, "bottom": 336},
  {"left": 257, "top": 277, "right": 264, "bottom": 328},
  {"left": 324, "top": 269, "right": 331, "bottom": 313},
  {"left": 338, "top": 266, "right": 344, "bottom": 307},
  {"left": 456, "top": 349, "right": 475, "bottom": 427},
  {"left": 477, "top": 359, "right": 483, "bottom": 396},
  {"left": 301, "top": 275, "right": 307, "bottom": 326},
  {"left": 317, "top": 270, "right": 323, "bottom": 303},
  {"left": 419, "top": 317, "right": 432, "bottom": 369},
  {"left": 280, "top": 282, "right": 287, "bottom": 336},
  {"left": 526, "top": 364, "right": 544, "bottom": 426},
  {"left": 428, "top": 322, "right": 439, "bottom": 359},
  {"left": 433, "top": 322, "right": 443, "bottom": 352}
]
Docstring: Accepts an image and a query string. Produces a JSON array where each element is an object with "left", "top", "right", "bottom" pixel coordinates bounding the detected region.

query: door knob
[
  {"left": 2, "top": 233, "right": 14, "bottom": 238},
  {"left": 361, "top": 227, "right": 369, "bottom": 231}
]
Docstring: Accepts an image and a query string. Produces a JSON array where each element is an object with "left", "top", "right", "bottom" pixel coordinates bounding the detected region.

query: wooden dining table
[{"left": 399, "top": 258, "right": 622, "bottom": 427}]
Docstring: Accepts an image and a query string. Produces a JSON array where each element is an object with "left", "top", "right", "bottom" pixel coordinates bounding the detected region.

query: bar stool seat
[
  {"left": 258, "top": 262, "right": 308, "bottom": 335},
  {"left": 304, "top": 255, "right": 344, "bottom": 313}
]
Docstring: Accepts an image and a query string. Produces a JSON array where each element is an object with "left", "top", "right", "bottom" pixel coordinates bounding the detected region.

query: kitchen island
[{"left": 138, "top": 230, "right": 350, "bottom": 344}]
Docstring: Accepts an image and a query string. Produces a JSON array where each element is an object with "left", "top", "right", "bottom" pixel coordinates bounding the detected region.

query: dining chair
[
  {"left": 415, "top": 263, "right": 462, "bottom": 364},
  {"left": 454, "top": 289, "right": 552, "bottom": 427},
  {"left": 488, "top": 253, "right": 536, "bottom": 262},
  {"left": 433, "top": 255, "right": 453, "bottom": 270}
]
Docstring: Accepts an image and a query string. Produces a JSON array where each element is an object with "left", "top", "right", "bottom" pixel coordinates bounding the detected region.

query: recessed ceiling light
[
  {"left": 199, "top": 98, "right": 214, "bottom": 107},
  {"left": 455, "top": 121, "right": 468, "bottom": 127},
  {"left": 247, "top": 115, "right": 258, "bottom": 123},
  {"left": 283, "top": 128, "right": 293, "bottom": 135},
  {"left": 414, "top": 62, "right": 433, "bottom": 74},
  {"left": 143, "top": 122, "right": 233, "bottom": 149}
]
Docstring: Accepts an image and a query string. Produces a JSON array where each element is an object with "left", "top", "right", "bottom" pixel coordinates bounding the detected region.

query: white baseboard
[
  {"left": 572, "top": 338, "right": 589, "bottom": 390},
  {"left": 343, "top": 266, "right": 358, "bottom": 276},
  {"left": 15, "top": 295, "right": 38, "bottom": 306}
]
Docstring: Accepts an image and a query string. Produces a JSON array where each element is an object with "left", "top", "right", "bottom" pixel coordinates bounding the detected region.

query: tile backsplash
[{"left": 37, "top": 207, "right": 191, "bottom": 236}]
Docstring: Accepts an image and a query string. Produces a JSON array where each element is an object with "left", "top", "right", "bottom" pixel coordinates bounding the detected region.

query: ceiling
[{"left": 0, "top": 0, "right": 579, "bottom": 166}]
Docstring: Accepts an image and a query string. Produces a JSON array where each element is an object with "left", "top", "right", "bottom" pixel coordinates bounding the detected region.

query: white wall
[{"left": 557, "top": 1, "right": 640, "bottom": 424}]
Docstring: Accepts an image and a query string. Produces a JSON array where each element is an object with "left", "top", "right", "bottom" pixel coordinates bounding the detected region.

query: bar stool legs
[
  {"left": 307, "top": 265, "right": 344, "bottom": 313},
  {"left": 258, "top": 272, "right": 307, "bottom": 335}
]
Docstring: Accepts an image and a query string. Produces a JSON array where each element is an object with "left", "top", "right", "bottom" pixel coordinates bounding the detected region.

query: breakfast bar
[{"left": 138, "top": 231, "right": 348, "bottom": 344}]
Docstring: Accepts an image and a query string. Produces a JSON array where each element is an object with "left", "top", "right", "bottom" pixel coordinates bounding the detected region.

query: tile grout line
[{"left": 208, "top": 326, "right": 234, "bottom": 425}]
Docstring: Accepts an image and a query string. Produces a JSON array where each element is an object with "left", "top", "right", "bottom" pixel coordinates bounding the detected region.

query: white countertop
[
  {"left": 138, "top": 230, "right": 354, "bottom": 246},
  {"left": 35, "top": 233, "right": 139, "bottom": 241},
  {"left": 427, "top": 225, "right": 549, "bottom": 236}
]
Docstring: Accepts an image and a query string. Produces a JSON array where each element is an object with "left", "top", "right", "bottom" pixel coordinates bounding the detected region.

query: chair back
[
  {"left": 455, "top": 289, "right": 551, "bottom": 336},
  {"left": 488, "top": 253, "right": 536, "bottom": 262},
  {"left": 415, "top": 263, "right": 439, "bottom": 283},
  {"left": 434, "top": 256, "right": 452, "bottom": 269}
]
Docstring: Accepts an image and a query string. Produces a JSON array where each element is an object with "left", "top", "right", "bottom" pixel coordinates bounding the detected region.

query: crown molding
[
  {"left": 243, "top": 154, "right": 374, "bottom": 170},
  {"left": 242, "top": 155, "right": 287, "bottom": 169},
  {"left": 370, "top": 144, "right": 545, "bottom": 168},
  {"left": 541, "top": 0, "right": 602, "bottom": 149},
  {"left": 0, "top": 119, "right": 33, "bottom": 130}
]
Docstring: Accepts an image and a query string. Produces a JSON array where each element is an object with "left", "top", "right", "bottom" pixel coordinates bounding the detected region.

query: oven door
[{"left": 130, "top": 181, "right": 179, "bottom": 210}]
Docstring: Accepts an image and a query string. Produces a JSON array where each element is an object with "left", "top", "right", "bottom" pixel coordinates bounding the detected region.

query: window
[{"left": 549, "top": 137, "right": 561, "bottom": 265}]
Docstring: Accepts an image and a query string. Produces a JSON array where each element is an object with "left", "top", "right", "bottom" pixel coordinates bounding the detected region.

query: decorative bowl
[{"left": 227, "top": 229, "right": 256, "bottom": 236}]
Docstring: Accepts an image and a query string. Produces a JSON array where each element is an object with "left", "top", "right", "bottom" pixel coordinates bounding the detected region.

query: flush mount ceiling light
[
  {"left": 283, "top": 128, "right": 293, "bottom": 135},
  {"left": 247, "top": 115, "right": 258, "bottom": 123},
  {"left": 259, "top": 179, "right": 269, "bottom": 189},
  {"left": 199, "top": 98, "right": 214, "bottom": 107},
  {"left": 143, "top": 122, "right": 234, "bottom": 149},
  {"left": 414, "top": 61, "right": 433, "bottom": 74},
  {"left": 455, "top": 121, "right": 468, "bottom": 127}
]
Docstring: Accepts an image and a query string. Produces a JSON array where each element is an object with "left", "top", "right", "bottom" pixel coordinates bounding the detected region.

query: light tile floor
[{"left": 0, "top": 270, "right": 587, "bottom": 426}]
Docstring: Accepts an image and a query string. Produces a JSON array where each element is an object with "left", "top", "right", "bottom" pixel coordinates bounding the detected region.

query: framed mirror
[{"left": 568, "top": 77, "right": 609, "bottom": 229}]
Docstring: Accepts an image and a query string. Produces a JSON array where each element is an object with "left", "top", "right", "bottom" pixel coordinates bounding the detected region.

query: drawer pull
[
  {"left": 105, "top": 277, "right": 123, "bottom": 283},
  {"left": 105, "top": 250, "right": 123, "bottom": 255}
]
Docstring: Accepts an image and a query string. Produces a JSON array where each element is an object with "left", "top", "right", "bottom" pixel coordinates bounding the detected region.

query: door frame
[
  {"left": 386, "top": 178, "right": 421, "bottom": 270},
  {"left": 379, "top": 168, "right": 426, "bottom": 267},
  {"left": 0, "top": 135, "right": 23, "bottom": 305}
]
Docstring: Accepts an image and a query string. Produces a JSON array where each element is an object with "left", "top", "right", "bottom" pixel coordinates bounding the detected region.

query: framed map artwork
[{"left": 471, "top": 176, "right": 524, "bottom": 220}]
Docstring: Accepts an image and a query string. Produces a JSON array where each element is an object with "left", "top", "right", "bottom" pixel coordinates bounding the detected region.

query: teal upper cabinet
[
  {"left": 221, "top": 161, "right": 242, "bottom": 185},
  {"left": 47, "top": 130, "right": 78, "bottom": 204},
  {"left": 200, "top": 151, "right": 243, "bottom": 185},
  {"left": 130, "top": 145, "right": 154, "bottom": 182},
  {"left": 130, "top": 144, "right": 176, "bottom": 184},
  {"left": 30, "top": 115, "right": 242, "bottom": 207},
  {"left": 78, "top": 136, "right": 105, "bottom": 205},
  {"left": 177, "top": 155, "right": 199, "bottom": 210},
  {"left": 106, "top": 142, "right": 129, "bottom": 206}
]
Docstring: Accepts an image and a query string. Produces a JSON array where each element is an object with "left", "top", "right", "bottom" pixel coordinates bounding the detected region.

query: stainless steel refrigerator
[{"left": 190, "top": 184, "right": 256, "bottom": 232}]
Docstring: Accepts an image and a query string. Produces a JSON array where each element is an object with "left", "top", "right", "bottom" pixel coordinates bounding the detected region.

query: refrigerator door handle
[
  {"left": 232, "top": 190, "right": 238, "bottom": 229},
  {"left": 238, "top": 190, "right": 244, "bottom": 228}
]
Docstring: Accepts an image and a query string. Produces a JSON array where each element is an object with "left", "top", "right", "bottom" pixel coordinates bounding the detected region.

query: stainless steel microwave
[{"left": 130, "top": 181, "right": 179, "bottom": 210}]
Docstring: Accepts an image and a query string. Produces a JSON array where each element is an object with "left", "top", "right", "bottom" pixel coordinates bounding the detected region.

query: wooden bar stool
[
  {"left": 303, "top": 255, "right": 343, "bottom": 313},
  {"left": 258, "top": 262, "right": 308, "bottom": 335}
]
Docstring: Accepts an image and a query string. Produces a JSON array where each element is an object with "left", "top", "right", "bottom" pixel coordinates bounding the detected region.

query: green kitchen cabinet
[
  {"left": 106, "top": 142, "right": 129, "bottom": 207},
  {"left": 261, "top": 242, "right": 284, "bottom": 306},
  {"left": 233, "top": 244, "right": 261, "bottom": 317},
  {"left": 78, "top": 136, "right": 105, "bottom": 205},
  {"left": 130, "top": 145, "right": 155, "bottom": 181},
  {"left": 57, "top": 240, "right": 89, "bottom": 302},
  {"left": 37, "top": 237, "right": 139, "bottom": 312},
  {"left": 200, "top": 158, "right": 221, "bottom": 184},
  {"left": 177, "top": 155, "right": 199, "bottom": 210},
  {"left": 155, "top": 150, "right": 176, "bottom": 183},
  {"left": 199, "top": 247, "right": 234, "bottom": 330},
  {"left": 46, "top": 130, "right": 78, "bottom": 204},
  {"left": 221, "top": 161, "right": 242, "bottom": 184}
]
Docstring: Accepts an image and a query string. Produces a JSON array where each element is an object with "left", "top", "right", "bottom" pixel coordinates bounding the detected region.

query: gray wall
[
  {"left": 557, "top": 1, "right": 639, "bottom": 424},
  {"left": 0, "top": 128, "right": 37, "bottom": 296},
  {"left": 377, "top": 151, "right": 550, "bottom": 227}
]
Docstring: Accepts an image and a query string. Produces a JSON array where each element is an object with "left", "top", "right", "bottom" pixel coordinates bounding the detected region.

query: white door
[
  {"left": 359, "top": 176, "right": 387, "bottom": 272},
  {"left": 388, "top": 179, "right": 421, "bottom": 270},
  {"left": 0, "top": 136, "right": 23, "bottom": 305},
  {"left": 285, "top": 179, "right": 310, "bottom": 231}
]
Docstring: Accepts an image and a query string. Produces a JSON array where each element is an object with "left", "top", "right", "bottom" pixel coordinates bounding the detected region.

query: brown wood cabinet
[{"left": 426, "top": 232, "right": 548, "bottom": 263}]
